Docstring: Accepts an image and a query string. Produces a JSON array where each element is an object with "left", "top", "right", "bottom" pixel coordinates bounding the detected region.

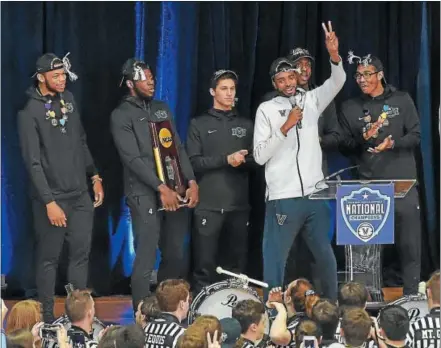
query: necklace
[{"left": 42, "top": 92, "right": 69, "bottom": 134}]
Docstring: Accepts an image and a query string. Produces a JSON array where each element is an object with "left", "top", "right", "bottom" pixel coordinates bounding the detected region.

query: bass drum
[
  {"left": 53, "top": 314, "right": 107, "bottom": 340},
  {"left": 386, "top": 295, "right": 428, "bottom": 324},
  {"left": 188, "top": 280, "right": 270, "bottom": 335}
]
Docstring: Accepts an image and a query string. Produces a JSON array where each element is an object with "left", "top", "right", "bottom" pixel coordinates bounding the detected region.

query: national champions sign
[{"left": 337, "top": 184, "right": 394, "bottom": 245}]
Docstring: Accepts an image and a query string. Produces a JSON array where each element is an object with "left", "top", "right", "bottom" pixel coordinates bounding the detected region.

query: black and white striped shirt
[
  {"left": 273, "top": 312, "right": 306, "bottom": 348},
  {"left": 241, "top": 337, "right": 257, "bottom": 348},
  {"left": 406, "top": 308, "right": 440, "bottom": 348},
  {"left": 143, "top": 313, "right": 185, "bottom": 348}
]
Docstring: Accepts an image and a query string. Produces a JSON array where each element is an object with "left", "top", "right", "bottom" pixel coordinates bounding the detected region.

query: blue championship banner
[{"left": 337, "top": 184, "right": 394, "bottom": 245}]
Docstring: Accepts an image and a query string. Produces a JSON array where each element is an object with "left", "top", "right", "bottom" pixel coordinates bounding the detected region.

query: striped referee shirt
[
  {"left": 406, "top": 307, "right": 440, "bottom": 348},
  {"left": 143, "top": 313, "right": 185, "bottom": 348},
  {"left": 273, "top": 312, "right": 306, "bottom": 348},
  {"left": 241, "top": 338, "right": 257, "bottom": 348}
]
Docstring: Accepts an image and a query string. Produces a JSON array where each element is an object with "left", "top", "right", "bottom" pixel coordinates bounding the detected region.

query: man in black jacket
[
  {"left": 340, "top": 53, "right": 421, "bottom": 295},
  {"left": 17, "top": 53, "right": 104, "bottom": 323},
  {"left": 110, "top": 59, "right": 198, "bottom": 312},
  {"left": 186, "top": 70, "right": 256, "bottom": 294}
]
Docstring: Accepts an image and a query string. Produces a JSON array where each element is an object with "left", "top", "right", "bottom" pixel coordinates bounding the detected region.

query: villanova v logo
[{"left": 276, "top": 214, "right": 287, "bottom": 226}]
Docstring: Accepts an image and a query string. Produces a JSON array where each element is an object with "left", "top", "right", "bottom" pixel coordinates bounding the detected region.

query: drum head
[
  {"left": 189, "top": 280, "right": 270, "bottom": 334},
  {"left": 387, "top": 295, "right": 428, "bottom": 324}
]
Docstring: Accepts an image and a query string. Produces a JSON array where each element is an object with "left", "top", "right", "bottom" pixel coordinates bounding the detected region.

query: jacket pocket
[{"left": 126, "top": 194, "right": 157, "bottom": 223}]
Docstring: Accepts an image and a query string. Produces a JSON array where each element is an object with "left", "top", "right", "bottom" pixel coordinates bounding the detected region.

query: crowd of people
[{"left": 1, "top": 271, "right": 439, "bottom": 348}]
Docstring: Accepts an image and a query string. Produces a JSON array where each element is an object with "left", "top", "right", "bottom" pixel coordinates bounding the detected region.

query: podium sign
[{"left": 337, "top": 184, "right": 395, "bottom": 245}]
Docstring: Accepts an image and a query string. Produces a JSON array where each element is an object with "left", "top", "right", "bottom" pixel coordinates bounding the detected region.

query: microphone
[
  {"left": 289, "top": 88, "right": 306, "bottom": 129},
  {"left": 323, "top": 164, "right": 360, "bottom": 181},
  {"left": 216, "top": 267, "right": 269, "bottom": 288},
  {"left": 314, "top": 164, "right": 360, "bottom": 191}
]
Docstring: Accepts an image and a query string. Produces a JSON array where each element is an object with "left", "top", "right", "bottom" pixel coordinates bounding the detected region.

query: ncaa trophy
[{"left": 149, "top": 120, "right": 188, "bottom": 209}]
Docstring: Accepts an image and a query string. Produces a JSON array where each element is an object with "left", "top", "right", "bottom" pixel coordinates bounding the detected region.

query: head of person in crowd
[
  {"left": 209, "top": 70, "right": 238, "bottom": 111},
  {"left": 311, "top": 299, "right": 339, "bottom": 341},
  {"left": 178, "top": 325, "right": 207, "bottom": 348},
  {"left": 305, "top": 290, "right": 321, "bottom": 318},
  {"left": 6, "top": 300, "right": 42, "bottom": 334},
  {"left": 121, "top": 58, "right": 155, "bottom": 101},
  {"left": 426, "top": 270, "right": 440, "bottom": 309},
  {"left": 135, "top": 295, "right": 160, "bottom": 328},
  {"left": 6, "top": 329, "right": 34, "bottom": 348},
  {"left": 287, "top": 48, "right": 315, "bottom": 90},
  {"left": 337, "top": 282, "right": 369, "bottom": 317},
  {"left": 220, "top": 317, "right": 242, "bottom": 348},
  {"left": 178, "top": 315, "right": 222, "bottom": 348},
  {"left": 269, "top": 57, "right": 299, "bottom": 97},
  {"left": 232, "top": 299, "right": 266, "bottom": 344},
  {"left": 98, "top": 324, "right": 144, "bottom": 348},
  {"left": 340, "top": 307, "right": 371, "bottom": 347},
  {"left": 65, "top": 289, "right": 95, "bottom": 333},
  {"left": 285, "top": 279, "right": 317, "bottom": 317},
  {"left": 294, "top": 319, "right": 322, "bottom": 348},
  {"left": 348, "top": 52, "right": 386, "bottom": 97},
  {"left": 377, "top": 305, "right": 410, "bottom": 347},
  {"left": 156, "top": 279, "right": 191, "bottom": 323}
]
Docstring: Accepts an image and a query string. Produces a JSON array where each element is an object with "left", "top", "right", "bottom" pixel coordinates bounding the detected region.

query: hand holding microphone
[{"left": 281, "top": 106, "right": 303, "bottom": 136}]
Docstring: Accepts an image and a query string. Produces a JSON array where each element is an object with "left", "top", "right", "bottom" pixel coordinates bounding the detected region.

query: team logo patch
[
  {"left": 154, "top": 109, "right": 168, "bottom": 119},
  {"left": 279, "top": 109, "right": 289, "bottom": 117},
  {"left": 340, "top": 187, "right": 391, "bottom": 243},
  {"left": 232, "top": 127, "right": 246, "bottom": 138},
  {"left": 65, "top": 102, "right": 74, "bottom": 113},
  {"left": 383, "top": 104, "right": 399, "bottom": 118},
  {"left": 276, "top": 214, "right": 287, "bottom": 226},
  {"left": 158, "top": 128, "right": 173, "bottom": 148}
]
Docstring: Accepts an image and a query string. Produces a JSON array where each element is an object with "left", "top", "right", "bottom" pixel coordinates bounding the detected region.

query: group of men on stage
[{"left": 17, "top": 21, "right": 422, "bottom": 322}]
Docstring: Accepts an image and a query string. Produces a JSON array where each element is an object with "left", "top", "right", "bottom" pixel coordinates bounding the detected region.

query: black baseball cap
[
  {"left": 33, "top": 53, "right": 64, "bottom": 77},
  {"left": 287, "top": 47, "right": 315, "bottom": 64},
  {"left": 220, "top": 317, "right": 241, "bottom": 348},
  {"left": 269, "top": 57, "right": 296, "bottom": 79}
]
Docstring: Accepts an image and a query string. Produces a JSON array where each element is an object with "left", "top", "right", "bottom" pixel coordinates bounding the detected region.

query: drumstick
[{"left": 216, "top": 267, "right": 269, "bottom": 288}]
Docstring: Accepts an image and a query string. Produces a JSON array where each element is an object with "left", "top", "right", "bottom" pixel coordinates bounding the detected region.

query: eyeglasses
[{"left": 354, "top": 71, "right": 379, "bottom": 80}]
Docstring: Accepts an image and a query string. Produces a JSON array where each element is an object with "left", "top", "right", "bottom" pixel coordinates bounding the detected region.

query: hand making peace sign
[{"left": 322, "top": 21, "right": 340, "bottom": 62}]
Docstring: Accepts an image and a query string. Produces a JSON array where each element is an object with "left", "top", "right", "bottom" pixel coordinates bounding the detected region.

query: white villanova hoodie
[{"left": 253, "top": 60, "right": 346, "bottom": 201}]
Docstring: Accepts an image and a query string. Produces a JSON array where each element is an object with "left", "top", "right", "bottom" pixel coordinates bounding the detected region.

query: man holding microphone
[{"left": 253, "top": 22, "right": 346, "bottom": 300}]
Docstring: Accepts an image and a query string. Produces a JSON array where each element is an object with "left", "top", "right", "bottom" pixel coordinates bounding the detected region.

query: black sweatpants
[
  {"left": 395, "top": 187, "right": 421, "bottom": 294},
  {"left": 33, "top": 192, "right": 94, "bottom": 323},
  {"left": 192, "top": 209, "right": 249, "bottom": 295},
  {"left": 127, "top": 195, "right": 190, "bottom": 311}
]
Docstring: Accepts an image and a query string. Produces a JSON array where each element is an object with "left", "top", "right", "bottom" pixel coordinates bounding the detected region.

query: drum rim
[
  {"left": 388, "top": 295, "right": 427, "bottom": 306},
  {"left": 188, "top": 279, "right": 267, "bottom": 328}
]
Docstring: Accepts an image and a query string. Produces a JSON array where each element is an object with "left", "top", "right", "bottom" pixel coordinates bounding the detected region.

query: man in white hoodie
[{"left": 253, "top": 22, "right": 346, "bottom": 301}]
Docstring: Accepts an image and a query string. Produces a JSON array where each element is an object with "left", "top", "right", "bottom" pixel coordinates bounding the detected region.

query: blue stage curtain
[
  {"left": 1, "top": 1, "right": 45, "bottom": 294},
  {"left": 417, "top": 2, "right": 440, "bottom": 270}
]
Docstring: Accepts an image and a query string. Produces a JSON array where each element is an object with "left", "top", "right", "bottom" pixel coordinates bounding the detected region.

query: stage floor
[{"left": 4, "top": 287, "right": 404, "bottom": 325}]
